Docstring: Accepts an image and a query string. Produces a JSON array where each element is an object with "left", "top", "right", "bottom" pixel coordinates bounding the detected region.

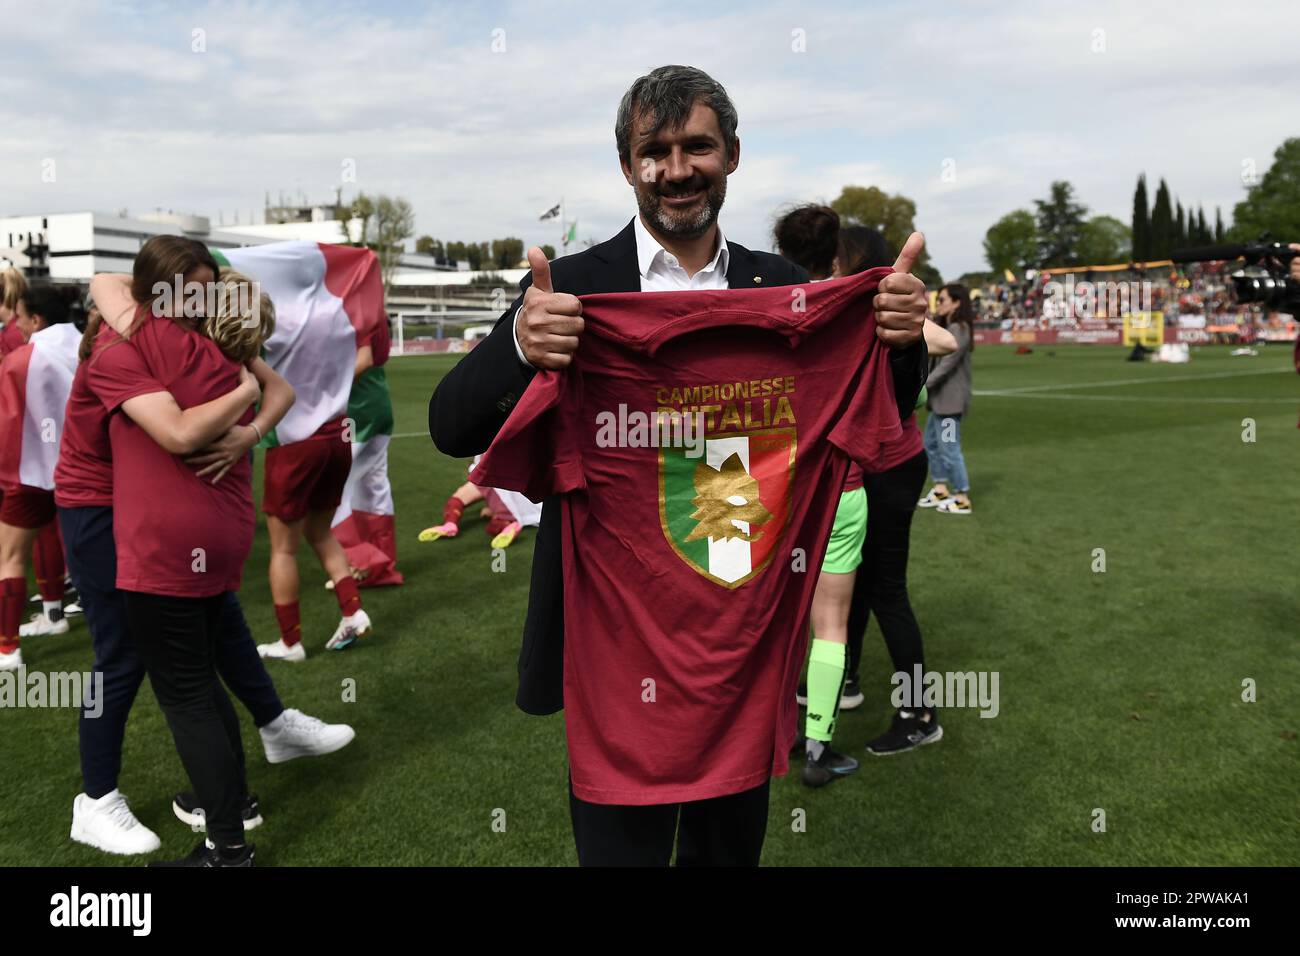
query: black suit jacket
[{"left": 429, "top": 217, "right": 928, "bottom": 715}]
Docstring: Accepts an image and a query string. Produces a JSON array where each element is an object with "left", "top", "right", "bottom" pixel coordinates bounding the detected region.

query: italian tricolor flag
[
  {"left": 332, "top": 320, "right": 403, "bottom": 586},
  {"left": 211, "top": 240, "right": 400, "bottom": 585},
  {"left": 0, "top": 324, "right": 81, "bottom": 490},
  {"left": 210, "top": 240, "right": 385, "bottom": 445}
]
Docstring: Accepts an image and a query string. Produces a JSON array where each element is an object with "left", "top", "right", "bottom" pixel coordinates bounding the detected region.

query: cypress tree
[
  {"left": 1132, "top": 174, "right": 1150, "bottom": 262},
  {"left": 1150, "top": 179, "right": 1173, "bottom": 258}
]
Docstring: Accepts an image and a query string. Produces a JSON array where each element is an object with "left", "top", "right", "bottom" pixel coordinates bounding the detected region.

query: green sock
[{"left": 805, "top": 638, "right": 846, "bottom": 744}]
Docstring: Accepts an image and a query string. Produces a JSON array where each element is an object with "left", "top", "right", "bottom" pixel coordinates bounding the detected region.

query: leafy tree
[
  {"left": 1230, "top": 137, "right": 1300, "bottom": 242},
  {"left": 491, "top": 238, "right": 525, "bottom": 270},
  {"left": 372, "top": 195, "right": 415, "bottom": 292},
  {"left": 540, "top": 244, "right": 557, "bottom": 260},
  {"left": 445, "top": 240, "right": 480, "bottom": 270},
  {"left": 1075, "top": 215, "right": 1131, "bottom": 265},
  {"left": 983, "top": 209, "right": 1039, "bottom": 274},
  {"left": 336, "top": 192, "right": 414, "bottom": 291},
  {"left": 336, "top": 192, "right": 375, "bottom": 246},
  {"left": 830, "top": 185, "right": 940, "bottom": 286},
  {"left": 1034, "top": 181, "right": 1088, "bottom": 267}
]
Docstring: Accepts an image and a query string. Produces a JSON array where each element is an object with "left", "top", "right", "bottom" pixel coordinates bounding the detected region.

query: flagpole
[{"left": 560, "top": 195, "right": 566, "bottom": 255}]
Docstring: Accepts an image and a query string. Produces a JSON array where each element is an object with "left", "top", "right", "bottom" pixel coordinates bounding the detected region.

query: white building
[{"left": 0, "top": 209, "right": 462, "bottom": 282}]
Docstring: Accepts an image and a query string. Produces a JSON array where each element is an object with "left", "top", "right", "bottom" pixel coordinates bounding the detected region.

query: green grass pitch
[{"left": 2, "top": 343, "right": 1297, "bottom": 866}]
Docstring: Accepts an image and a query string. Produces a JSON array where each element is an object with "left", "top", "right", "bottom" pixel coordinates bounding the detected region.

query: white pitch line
[
  {"left": 978, "top": 365, "right": 1290, "bottom": 395},
  {"left": 972, "top": 392, "right": 1298, "bottom": 404},
  {"left": 392, "top": 366, "right": 1295, "bottom": 437}
]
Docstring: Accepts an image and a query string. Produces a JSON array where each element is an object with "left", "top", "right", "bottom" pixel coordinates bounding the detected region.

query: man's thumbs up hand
[
  {"left": 528, "top": 245, "right": 554, "bottom": 294},
  {"left": 873, "top": 231, "right": 927, "bottom": 348},
  {"left": 516, "top": 246, "right": 584, "bottom": 369},
  {"left": 892, "top": 231, "right": 925, "bottom": 275}
]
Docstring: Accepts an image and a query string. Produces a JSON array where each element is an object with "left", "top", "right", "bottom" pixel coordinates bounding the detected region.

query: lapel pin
[{"left": 753, "top": 276, "right": 762, "bottom": 284}]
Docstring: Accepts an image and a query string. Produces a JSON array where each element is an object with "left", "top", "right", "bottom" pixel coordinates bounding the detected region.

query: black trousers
[
  {"left": 122, "top": 591, "right": 248, "bottom": 847},
  {"left": 61, "top": 506, "right": 283, "bottom": 798},
  {"left": 568, "top": 779, "right": 770, "bottom": 866},
  {"left": 846, "top": 450, "right": 928, "bottom": 685}
]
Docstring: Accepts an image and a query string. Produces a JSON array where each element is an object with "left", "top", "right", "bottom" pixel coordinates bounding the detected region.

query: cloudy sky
[{"left": 3, "top": 0, "right": 1297, "bottom": 278}]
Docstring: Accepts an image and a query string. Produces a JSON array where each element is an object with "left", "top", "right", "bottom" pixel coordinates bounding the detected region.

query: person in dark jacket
[{"left": 428, "top": 65, "right": 930, "bottom": 866}]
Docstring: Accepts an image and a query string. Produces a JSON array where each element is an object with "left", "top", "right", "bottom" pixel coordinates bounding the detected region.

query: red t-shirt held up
[
  {"left": 87, "top": 315, "right": 255, "bottom": 597},
  {"left": 54, "top": 327, "right": 148, "bottom": 509},
  {"left": 874, "top": 413, "right": 925, "bottom": 472},
  {"left": 472, "top": 266, "right": 902, "bottom": 805}
]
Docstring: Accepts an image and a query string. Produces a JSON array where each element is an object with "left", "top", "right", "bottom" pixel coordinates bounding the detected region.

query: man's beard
[{"left": 638, "top": 176, "right": 727, "bottom": 240}]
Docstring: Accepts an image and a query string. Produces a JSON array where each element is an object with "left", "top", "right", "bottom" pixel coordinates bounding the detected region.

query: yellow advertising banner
[{"left": 1123, "top": 311, "right": 1164, "bottom": 347}]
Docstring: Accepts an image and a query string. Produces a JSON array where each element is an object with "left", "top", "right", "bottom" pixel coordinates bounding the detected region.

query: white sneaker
[
  {"left": 260, "top": 708, "right": 356, "bottom": 764},
  {"left": 326, "top": 608, "right": 371, "bottom": 651},
  {"left": 20, "top": 611, "right": 70, "bottom": 637},
  {"left": 65, "top": 601, "right": 83, "bottom": 616},
  {"left": 257, "top": 638, "right": 306, "bottom": 662},
  {"left": 0, "top": 646, "right": 21, "bottom": 671},
  {"left": 937, "top": 497, "right": 972, "bottom": 515},
  {"left": 70, "top": 790, "right": 161, "bottom": 855},
  {"left": 917, "top": 488, "right": 950, "bottom": 508}
]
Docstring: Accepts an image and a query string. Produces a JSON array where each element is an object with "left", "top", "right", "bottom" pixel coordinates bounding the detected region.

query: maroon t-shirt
[
  {"left": 54, "top": 327, "right": 151, "bottom": 508},
  {"left": 472, "top": 266, "right": 901, "bottom": 805},
  {"left": 871, "top": 413, "right": 925, "bottom": 472},
  {"left": 87, "top": 316, "right": 254, "bottom": 597}
]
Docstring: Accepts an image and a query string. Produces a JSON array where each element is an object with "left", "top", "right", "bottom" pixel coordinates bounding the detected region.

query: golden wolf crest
[{"left": 685, "top": 452, "right": 773, "bottom": 544}]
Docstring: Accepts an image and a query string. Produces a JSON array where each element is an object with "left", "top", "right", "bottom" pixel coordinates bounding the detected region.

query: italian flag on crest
[{"left": 658, "top": 428, "right": 796, "bottom": 588}]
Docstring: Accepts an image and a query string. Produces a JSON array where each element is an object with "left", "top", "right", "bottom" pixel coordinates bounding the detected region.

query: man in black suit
[{"left": 429, "top": 65, "right": 929, "bottom": 865}]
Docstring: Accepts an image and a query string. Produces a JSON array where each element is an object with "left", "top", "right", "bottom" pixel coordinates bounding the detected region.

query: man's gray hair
[{"left": 615, "top": 65, "right": 738, "bottom": 166}]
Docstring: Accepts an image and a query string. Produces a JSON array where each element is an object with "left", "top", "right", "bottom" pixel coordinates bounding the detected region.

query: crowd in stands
[{"left": 968, "top": 261, "right": 1293, "bottom": 340}]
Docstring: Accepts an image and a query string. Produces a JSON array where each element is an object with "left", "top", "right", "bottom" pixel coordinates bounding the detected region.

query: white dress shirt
[{"left": 512, "top": 215, "right": 731, "bottom": 366}]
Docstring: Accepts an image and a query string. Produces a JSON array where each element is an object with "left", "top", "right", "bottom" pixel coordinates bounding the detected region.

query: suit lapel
[
  {"left": 725, "top": 240, "right": 774, "bottom": 289},
  {"left": 589, "top": 219, "right": 641, "bottom": 294}
]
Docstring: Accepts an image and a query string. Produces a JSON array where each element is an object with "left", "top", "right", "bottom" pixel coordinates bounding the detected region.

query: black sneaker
[
  {"left": 796, "top": 679, "right": 864, "bottom": 711},
  {"left": 840, "top": 677, "right": 864, "bottom": 710},
  {"left": 149, "top": 839, "right": 255, "bottom": 867},
  {"left": 172, "top": 792, "right": 263, "bottom": 832},
  {"left": 865, "top": 709, "right": 943, "bottom": 756},
  {"left": 801, "top": 743, "right": 860, "bottom": 788}
]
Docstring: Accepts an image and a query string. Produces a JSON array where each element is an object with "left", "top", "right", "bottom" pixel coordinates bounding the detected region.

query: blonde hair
[
  {"left": 1, "top": 267, "right": 28, "bottom": 313},
  {"left": 201, "top": 268, "right": 275, "bottom": 364}
]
